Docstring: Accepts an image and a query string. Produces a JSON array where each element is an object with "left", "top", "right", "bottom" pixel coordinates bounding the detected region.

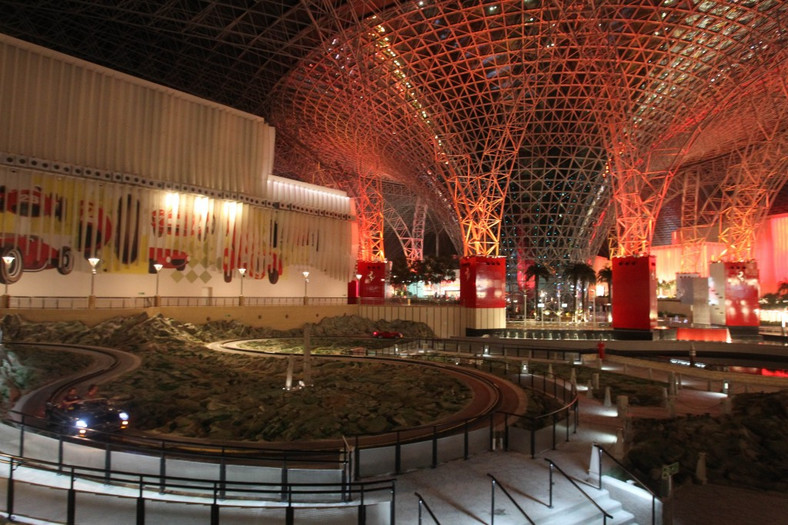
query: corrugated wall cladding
[{"left": 0, "top": 34, "right": 274, "bottom": 196}]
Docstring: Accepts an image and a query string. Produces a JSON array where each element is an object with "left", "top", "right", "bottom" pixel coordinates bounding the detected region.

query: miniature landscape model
[{"left": 0, "top": 313, "right": 786, "bottom": 494}]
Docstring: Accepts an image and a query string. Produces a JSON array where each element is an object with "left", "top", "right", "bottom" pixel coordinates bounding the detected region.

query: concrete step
[{"left": 537, "top": 493, "right": 636, "bottom": 525}]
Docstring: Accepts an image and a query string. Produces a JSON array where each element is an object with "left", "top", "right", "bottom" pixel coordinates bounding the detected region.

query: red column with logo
[
  {"left": 612, "top": 255, "right": 657, "bottom": 332},
  {"left": 720, "top": 261, "right": 760, "bottom": 328},
  {"left": 357, "top": 261, "right": 386, "bottom": 305},
  {"left": 459, "top": 256, "right": 506, "bottom": 308}
]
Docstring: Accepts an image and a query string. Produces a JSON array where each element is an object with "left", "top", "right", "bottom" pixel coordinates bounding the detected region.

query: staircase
[{"left": 537, "top": 488, "right": 637, "bottom": 525}]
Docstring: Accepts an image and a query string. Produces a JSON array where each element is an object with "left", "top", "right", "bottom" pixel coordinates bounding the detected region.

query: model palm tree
[{"left": 525, "top": 263, "right": 552, "bottom": 320}]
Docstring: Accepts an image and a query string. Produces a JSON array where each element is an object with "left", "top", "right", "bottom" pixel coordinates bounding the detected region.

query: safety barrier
[{"left": 0, "top": 452, "right": 395, "bottom": 525}]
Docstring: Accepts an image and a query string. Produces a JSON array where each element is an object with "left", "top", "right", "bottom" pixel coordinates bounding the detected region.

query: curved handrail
[
  {"left": 487, "top": 474, "right": 535, "bottom": 525},
  {"left": 544, "top": 458, "right": 613, "bottom": 523},
  {"left": 2, "top": 413, "right": 348, "bottom": 468},
  {"left": 400, "top": 352, "right": 579, "bottom": 424},
  {"left": 414, "top": 491, "right": 442, "bottom": 525},
  {"left": 594, "top": 444, "right": 658, "bottom": 525},
  {"left": 0, "top": 451, "right": 394, "bottom": 523}
]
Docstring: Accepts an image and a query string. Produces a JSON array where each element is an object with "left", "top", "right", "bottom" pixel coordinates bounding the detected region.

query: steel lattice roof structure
[{"left": 2, "top": 1, "right": 788, "bottom": 280}]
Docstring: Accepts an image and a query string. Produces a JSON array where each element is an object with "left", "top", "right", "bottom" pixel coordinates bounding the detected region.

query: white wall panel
[{"left": 0, "top": 34, "right": 274, "bottom": 197}]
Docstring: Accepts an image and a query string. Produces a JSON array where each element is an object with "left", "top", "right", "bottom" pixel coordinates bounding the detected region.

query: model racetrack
[
  {"left": 5, "top": 339, "right": 529, "bottom": 457},
  {"left": 10, "top": 342, "right": 142, "bottom": 420}
]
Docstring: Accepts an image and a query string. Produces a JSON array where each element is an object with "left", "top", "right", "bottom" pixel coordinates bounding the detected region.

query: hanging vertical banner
[{"left": 1, "top": 169, "right": 353, "bottom": 284}]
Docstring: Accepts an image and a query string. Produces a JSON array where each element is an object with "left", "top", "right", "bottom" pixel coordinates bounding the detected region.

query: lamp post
[
  {"left": 238, "top": 267, "right": 247, "bottom": 306},
  {"left": 302, "top": 271, "right": 310, "bottom": 305},
  {"left": 153, "top": 263, "right": 163, "bottom": 307},
  {"left": 2, "top": 255, "right": 14, "bottom": 308},
  {"left": 88, "top": 257, "right": 100, "bottom": 309},
  {"left": 355, "top": 273, "right": 362, "bottom": 304}
]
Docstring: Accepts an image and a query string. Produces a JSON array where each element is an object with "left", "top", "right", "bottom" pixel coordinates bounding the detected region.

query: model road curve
[{"left": 7, "top": 339, "right": 528, "bottom": 456}]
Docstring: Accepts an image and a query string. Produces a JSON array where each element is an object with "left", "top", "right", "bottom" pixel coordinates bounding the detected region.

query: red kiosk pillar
[
  {"left": 459, "top": 256, "right": 507, "bottom": 334},
  {"left": 356, "top": 261, "right": 386, "bottom": 305},
  {"left": 708, "top": 261, "right": 760, "bottom": 334},
  {"left": 612, "top": 255, "right": 657, "bottom": 335}
]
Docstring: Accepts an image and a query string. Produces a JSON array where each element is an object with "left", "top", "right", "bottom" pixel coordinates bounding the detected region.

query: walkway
[{"left": 390, "top": 356, "right": 788, "bottom": 524}]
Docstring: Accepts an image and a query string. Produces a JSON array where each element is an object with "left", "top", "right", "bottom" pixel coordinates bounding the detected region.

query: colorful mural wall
[{"left": 0, "top": 168, "right": 353, "bottom": 286}]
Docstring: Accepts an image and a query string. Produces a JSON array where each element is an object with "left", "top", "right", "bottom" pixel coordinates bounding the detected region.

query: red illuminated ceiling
[{"left": 1, "top": 1, "right": 787, "bottom": 265}]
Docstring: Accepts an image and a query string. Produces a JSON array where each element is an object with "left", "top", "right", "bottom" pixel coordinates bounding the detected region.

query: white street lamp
[
  {"left": 355, "top": 273, "right": 362, "bottom": 304},
  {"left": 2, "top": 255, "right": 15, "bottom": 307},
  {"left": 302, "top": 271, "right": 310, "bottom": 304},
  {"left": 153, "top": 263, "right": 163, "bottom": 306},
  {"left": 238, "top": 267, "right": 247, "bottom": 301},
  {"left": 88, "top": 257, "right": 100, "bottom": 308}
]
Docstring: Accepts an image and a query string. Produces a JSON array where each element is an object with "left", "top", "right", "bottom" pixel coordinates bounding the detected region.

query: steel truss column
[
  {"left": 383, "top": 197, "right": 426, "bottom": 266},
  {"left": 715, "top": 72, "right": 788, "bottom": 262},
  {"left": 675, "top": 158, "right": 728, "bottom": 274},
  {"left": 354, "top": 176, "right": 386, "bottom": 263}
]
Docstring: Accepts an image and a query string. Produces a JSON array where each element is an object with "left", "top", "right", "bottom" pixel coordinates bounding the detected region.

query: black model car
[{"left": 45, "top": 399, "right": 130, "bottom": 436}]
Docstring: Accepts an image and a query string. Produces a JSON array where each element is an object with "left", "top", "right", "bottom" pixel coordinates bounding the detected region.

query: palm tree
[
  {"left": 779, "top": 281, "right": 788, "bottom": 302},
  {"left": 564, "top": 262, "right": 597, "bottom": 322},
  {"left": 597, "top": 266, "right": 613, "bottom": 318},
  {"left": 525, "top": 263, "right": 552, "bottom": 320}
]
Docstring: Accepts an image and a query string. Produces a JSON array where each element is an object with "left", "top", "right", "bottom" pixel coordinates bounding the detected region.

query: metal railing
[
  {"left": 594, "top": 444, "right": 658, "bottom": 525},
  {"left": 409, "top": 337, "right": 592, "bottom": 361},
  {"left": 5, "top": 295, "right": 353, "bottom": 309},
  {"left": 336, "top": 350, "right": 579, "bottom": 477},
  {"left": 1, "top": 452, "right": 395, "bottom": 525},
  {"left": 4, "top": 295, "right": 467, "bottom": 310},
  {"left": 366, "top": 344, "right": 580, "bottom": 457},
  {"left": 4, "top": 409, "right": 352, "bottom": 506},
  {"left": 487, "top": 473, "right": 535, "bottom": 524},
  {"left": 544, "top": 458, "right": 613, "bottom": 524},
  {"left": 415, "top": 491, "right": 441, "bottom": 525}
]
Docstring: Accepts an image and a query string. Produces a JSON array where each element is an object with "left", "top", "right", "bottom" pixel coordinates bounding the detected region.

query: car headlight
[{"left": 75, "top": 419, "right": 88, "bottom": 434}]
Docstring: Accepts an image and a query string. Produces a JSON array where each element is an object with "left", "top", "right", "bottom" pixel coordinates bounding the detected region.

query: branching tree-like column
[
  {"left": 675, "top": 157, "right": 729, "bottom": 275},
  {"left": 263, "top": 1, "right": 788, "bottom": 333},
  {"left": 592, "top": 5, "right": 788, "bottom": 332},
  {"left": 705, "top": 71, "right": 788, "bottom": 330},
  {"left": 383, "top": 196, "right": 427, "bottom": 266}
]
